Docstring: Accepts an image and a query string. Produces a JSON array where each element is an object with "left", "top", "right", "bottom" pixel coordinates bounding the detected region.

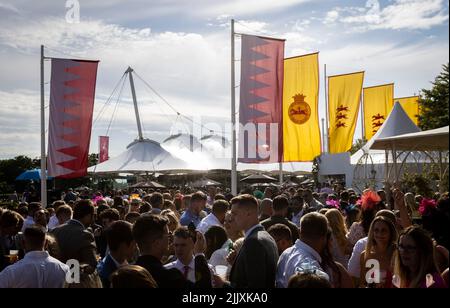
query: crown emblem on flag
[{"left": 288, "top": 94, "right": 311, "bottom": 125}]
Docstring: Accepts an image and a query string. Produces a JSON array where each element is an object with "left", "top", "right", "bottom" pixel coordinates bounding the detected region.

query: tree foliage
[{"left": 418, "top": 63, "right": 449, "bottom": 130}]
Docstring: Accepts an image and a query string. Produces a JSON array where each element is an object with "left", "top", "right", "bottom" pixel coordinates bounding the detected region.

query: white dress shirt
[
  {"left": 21, "top": 216, "right": 35, "bottom": 232},
  {"left": 0, "top": 251, "right": 70, "bottom": 288},
  {"left": 196, "top": 213, "right": 222, "bottom": 234},
  {"left": 165, "top": 256, "right": 215, "bottom": 284},
  {"left": 276, "top": 239, "right": 325, "bottom": 288},
  {"left": 164, "top": 257, "right": 197, "bottom": 283},
  {"left": 290, "top": 210, "right": 303, "bottom": 227},
  {"left": 347, "top": 236, "right": 368, "bottom": 278},
  {"left": 209, "top": 239, "right": 233, "bottom": 267},
  {"left": 110, "top": 254, "right": 128, "bottom": 268},
  {"left": 48, "top": 215, "right": 60, "bottom": 230}
]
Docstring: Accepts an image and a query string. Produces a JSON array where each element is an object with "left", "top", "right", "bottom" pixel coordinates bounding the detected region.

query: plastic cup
[
  {"left": 215, "top": 265, "right": 228, "bottom": 278},
  {"left": 7, "top": 250, "right": 19, "bottom": 263}
]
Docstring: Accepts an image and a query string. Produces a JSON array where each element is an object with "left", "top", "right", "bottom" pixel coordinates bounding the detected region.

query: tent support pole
[{"left": 126, "top": 67, "right": 144, "bottom": 141}]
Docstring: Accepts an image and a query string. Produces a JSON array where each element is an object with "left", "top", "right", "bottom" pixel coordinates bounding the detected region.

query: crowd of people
[{"left": 0, "top": 183, "right": 448, "bottom": 288}]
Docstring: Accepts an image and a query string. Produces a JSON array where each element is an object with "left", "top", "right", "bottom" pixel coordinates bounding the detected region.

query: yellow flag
[
  {"left": 283, "top": 53, "right": 321, "bottom": 161},
  {"left": 395, "top": 96, "right": 420, "bottom": 125},
  {"left": 363, "top": 84, "right": 394, "bottom": 140},
  {"left": 328, "top": 72, "right": 364, "bottom": 154}
]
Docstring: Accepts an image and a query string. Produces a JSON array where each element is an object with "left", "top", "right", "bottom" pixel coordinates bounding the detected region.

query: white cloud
[
  {"left": 334, "top": 0, "right": 449, "bottom": 31},
  {"left": 324, "top": 10, "right": 339, "bottom": 24},
  {"left": 234, "top": 20, "right": 271, "bottom": 35},
  {"left": 292, "top": 19, "right": 311, "bottom": 32},
  {"left": 199, "top": 0, "right": 311, "bottom": 17},
  {"left": 0, "top": 2, "right": 19, "bottom": 14}
]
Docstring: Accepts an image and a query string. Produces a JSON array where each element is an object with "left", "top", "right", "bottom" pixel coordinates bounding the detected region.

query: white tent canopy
[
  {"left": 88, "top": 139, "right": 194, "bottom": 173},
  {"left": 351, "top": 102, "right": 422, "bottom": 165},
  {"left": 370, "top": 126, "right": 449, "bottom": 152}
]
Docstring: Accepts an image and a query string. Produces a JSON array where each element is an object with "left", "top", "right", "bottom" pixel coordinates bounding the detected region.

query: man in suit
[
  {"left": 133, "top": 214, "right": 211, "bottom": 288},
  {"left": 51, "top": 200, "right": 98, "bottom": 268},
  {"left": 97, "top": 221, "right": 136, "bottom": 288},
  {"left": 218, "top": 194, "right": 279, "bottom": 288}
]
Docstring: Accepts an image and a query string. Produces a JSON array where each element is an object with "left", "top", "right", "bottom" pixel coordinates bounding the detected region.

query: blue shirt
[{"left": 180, "top": 210, "right": 201, "bottom": 227}]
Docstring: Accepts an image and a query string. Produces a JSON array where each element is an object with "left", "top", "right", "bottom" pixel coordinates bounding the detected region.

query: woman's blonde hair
[
  {"left": 325, "top": 209, "right": 348, "bottom": 255},
  {"left": 365, "top": 216, "right": 397, "bottom": 260},
  {"left": 404, "top": 192, "right": 419, "bottom": 218}
]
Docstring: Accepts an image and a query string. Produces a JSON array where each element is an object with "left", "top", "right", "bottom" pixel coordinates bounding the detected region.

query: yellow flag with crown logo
[
  {"left": 282, "top": 53, "right": 321, "bottom": 161},
  {"left": 328, "top": 72, "right": 364, "bottom": 154},
  {"left": 363, "top": 84, "right": 394, "bottom": 140},
  {"left": 395, "top": 96, "right": 420, "bottom": 125}
]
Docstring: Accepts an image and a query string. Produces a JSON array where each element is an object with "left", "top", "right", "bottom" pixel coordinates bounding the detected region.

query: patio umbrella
[
  {"left": 15, "top": 169, "right": 53, "bottom": 181},
  {"left": 131, "top": 181, "right": 166, "bottom": 189},
  {"left": 191, "top": 178, "right": 222, "bottom": 188},
  {"left": 240, "top": 174, "right": 277, "bottom": 184}
]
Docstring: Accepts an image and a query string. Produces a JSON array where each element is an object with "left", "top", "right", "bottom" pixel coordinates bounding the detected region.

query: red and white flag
[
  {"left": 238, "top": 34, "right": 285, "bottom": 163},
  {"left": 99, "top": 136, "right": 109, "bottom": 163},
  {"left": 47, "top": 58, "right": 99, "bottom": 178}
]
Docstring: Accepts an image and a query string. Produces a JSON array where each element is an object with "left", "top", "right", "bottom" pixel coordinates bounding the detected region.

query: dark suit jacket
[
  {"left": 97, "top": 254, "right": 118, "bottom": 288},
  {"left": 51, "top": 220, "right": 98, "bottom": 268},
  {"left": 229, "top": 225, "right": 279, "bottom": 288},
  {"left": 136, "top": 254, "right": 211, "bottom": 288},
  {"left": 261, "top": 215, "right": 300, "bottom": 242}
]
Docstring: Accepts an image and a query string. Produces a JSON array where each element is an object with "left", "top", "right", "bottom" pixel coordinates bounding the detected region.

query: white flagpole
[
  {"left": 279, "top": 162, "right": 283, "bottom": 185},
  {"left": 361, "top": 91, "right": 365, "bottom": 140},
  {"left": 40, "top": 45, "right": 47, "bottom": 208},
  {"left": 231, "top": 19, "right": 237, "bottom": 195},
  {"left": 324, "top": 64, "right": 329, "bottom": 153}
]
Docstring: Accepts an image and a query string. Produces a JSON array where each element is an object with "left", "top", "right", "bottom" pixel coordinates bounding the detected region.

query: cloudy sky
[{"left": 0, "top": 0, "right": 448, "bottom": 159}]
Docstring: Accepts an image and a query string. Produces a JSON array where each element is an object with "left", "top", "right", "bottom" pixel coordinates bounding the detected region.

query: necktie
[{"left": 183, "top": 265, "right": 190, "bottom": 280}]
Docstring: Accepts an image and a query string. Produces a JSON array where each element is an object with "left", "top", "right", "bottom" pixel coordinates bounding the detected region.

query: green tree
[
  {"left": 0, "top": 156, "right": 37, "bottom": 184},
  {"left": 418, "top": 63, "right": 449, "bottom": 130},
  {"left": 350, "top": 138, "right": 367, "bottom": 155}
]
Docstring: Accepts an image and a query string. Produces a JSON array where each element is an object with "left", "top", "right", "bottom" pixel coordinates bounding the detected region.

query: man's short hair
[
  {"left": 299, "top": 212, "right": 329, "bottom": 240},
  {"left": 0, "top": 210, "right": 23, "bottom": 229},
  {"left": 124, "top": 211, "right": 140, "bottom": 221},
  {"left": 290, "top": 195, "right": 304, "bottom": 206},
  {"left": 288, "top": 272, "right": 331, "bottom": 288},
  {"left": 24, "top": 225, "right": 47, "bottom": 249},
  {"left": 149, "top": 193, "right": 163, "bottom": 208},
  {"left": 340, "top": 191, "right": 349, "bottom": 200},
  {"left": 139, "top": 202, "right": 152, "bottom": 214},
  {"left": 191, "top": 191, "right": 207, "bottom": 203},
  {"left": 110, "top": 265, "right": 157, "bottom": 288},
  {"left": 55, "top": 205, "right": 72, "bottom": 218},
  {"left": 212, "top": 200, "right": 229, "bottom": 214},
  {"left": 28, "top": 202, "right": 42, "bottom": 216},
  {"left": 73, "top": 200, "right": 95, "bottom": 220},
  {"left": 173, "top": 226, "right": 192, "bottom": 240},
  {"left": 105, "top": 221, "right": 134, "bottom": 251},
  {"left": 132, "top": 215, "right": 168, "bottom": 247},
  {"left": 52, "top": 200, "right": 66, "bottom": 209},
  {"left": 214, "top": 194, "right": 226, "bottom": 201},
  {"left": 99, "top": 208, "right": 120, "bottom": 222},
  {"left": 230, "top": 194, "right": 258, "bottom": 210},
  {"left": 272, "top": 195, "right": 289, "bottom": 212},
  {"left": 267, "top": 224, "right": 292, "bottom": 242}
]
